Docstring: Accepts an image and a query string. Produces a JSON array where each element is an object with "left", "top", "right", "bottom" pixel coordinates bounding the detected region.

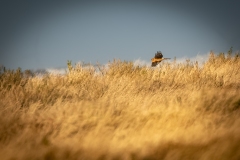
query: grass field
[{"left": 0, "top": 51, "right": 240, "bottom": 160}]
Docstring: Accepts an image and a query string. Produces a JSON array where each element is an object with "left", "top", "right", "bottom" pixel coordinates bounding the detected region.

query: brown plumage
[{"left": 151, "top": 51, "right": 170, "bottom": 67}]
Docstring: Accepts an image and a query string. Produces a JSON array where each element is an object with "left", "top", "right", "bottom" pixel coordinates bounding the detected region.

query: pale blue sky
[{"left": 1, "top": 0, "right": 239, "bottom": 70}]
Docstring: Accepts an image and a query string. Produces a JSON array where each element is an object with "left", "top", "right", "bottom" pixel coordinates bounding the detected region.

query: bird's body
[{"left": 151, "top": 51, "right": 171, "bottom": 67}]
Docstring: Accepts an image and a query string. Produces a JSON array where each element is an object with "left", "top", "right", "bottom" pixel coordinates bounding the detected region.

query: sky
[{"left": 0, "top": 0, "right": 240, "bottom": 70}]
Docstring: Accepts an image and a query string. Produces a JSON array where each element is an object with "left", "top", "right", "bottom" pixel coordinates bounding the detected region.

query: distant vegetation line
[{"left": 0, "top": 51, "right": 240, "bottom": 160}]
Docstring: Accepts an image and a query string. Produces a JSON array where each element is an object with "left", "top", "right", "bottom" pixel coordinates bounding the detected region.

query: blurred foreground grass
[{"left": 0, "top": 52, "right": 240, "bottom": 160}]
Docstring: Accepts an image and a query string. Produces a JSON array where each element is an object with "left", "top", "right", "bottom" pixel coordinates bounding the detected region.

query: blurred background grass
[{"left": 0, "top": 51, "right": 240, "bottom": 160}]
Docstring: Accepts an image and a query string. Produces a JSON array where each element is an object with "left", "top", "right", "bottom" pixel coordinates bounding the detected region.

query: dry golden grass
[{"left": 0, "top": 52, "right": 240, "bottom": 160}]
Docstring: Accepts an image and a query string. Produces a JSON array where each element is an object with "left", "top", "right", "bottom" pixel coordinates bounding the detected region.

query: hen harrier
[{"left": 151, "top": 51, "right": 171, "bottom": 67}]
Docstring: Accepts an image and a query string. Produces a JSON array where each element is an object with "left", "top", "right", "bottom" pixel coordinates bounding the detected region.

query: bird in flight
[{"left": 151, "top": 51, "right": 171, "bottom": 67}]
